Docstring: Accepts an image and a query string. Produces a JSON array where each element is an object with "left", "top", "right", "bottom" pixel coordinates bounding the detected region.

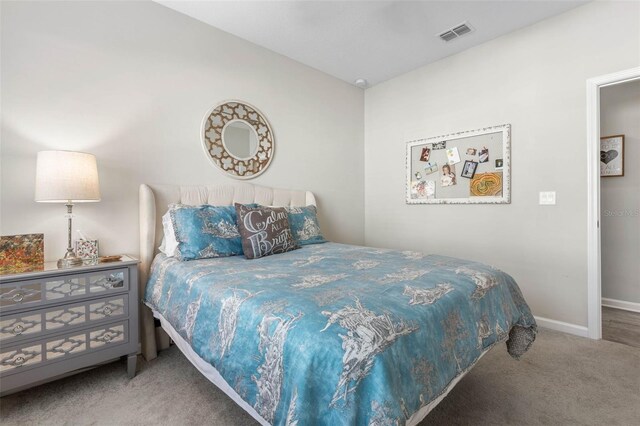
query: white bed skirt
[
  {"left": 149, "top": 306, "right": 271, "bottom": 426},
  {"left": 149, "top": 305, "right": 494, "bottom": 426}
]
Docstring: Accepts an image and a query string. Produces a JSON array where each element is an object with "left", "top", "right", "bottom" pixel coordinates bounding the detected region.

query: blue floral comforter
[{"left": 144, "top": 243, "right": 536, "bottom": 425}]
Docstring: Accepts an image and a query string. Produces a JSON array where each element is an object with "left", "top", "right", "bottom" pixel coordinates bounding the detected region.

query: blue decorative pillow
[
  {"left": 169, "top": 204, "right": 255, "bottom": 260},
  {"left": 285, "top": 205, "right": 327, "bottom": 246}
]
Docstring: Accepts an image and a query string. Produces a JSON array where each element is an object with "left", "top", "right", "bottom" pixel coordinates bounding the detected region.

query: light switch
[{"left": 539, "top": 191, "right": 556, "bottom": 205}]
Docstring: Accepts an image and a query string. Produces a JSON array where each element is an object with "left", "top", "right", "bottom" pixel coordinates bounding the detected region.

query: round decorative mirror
[
  {"left": 222, "top": 120, "right": 259, "bottom": 160},
  {"left": 201, "top": 101, "right": 274, "bottom": 179}
]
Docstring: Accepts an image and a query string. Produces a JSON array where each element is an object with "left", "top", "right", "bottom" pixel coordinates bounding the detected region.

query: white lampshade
[{"left": 35, "top": 151, "right": 101, "bottom": 203}]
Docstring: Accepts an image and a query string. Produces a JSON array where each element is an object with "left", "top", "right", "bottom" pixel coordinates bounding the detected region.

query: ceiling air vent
[{"left": 438, "top": 22, "right": 473, "bottom": 42}]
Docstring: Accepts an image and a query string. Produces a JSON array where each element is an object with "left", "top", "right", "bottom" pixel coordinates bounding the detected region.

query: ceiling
[{"left": 156, "top": 1, "right": 587, "bottom": 87}]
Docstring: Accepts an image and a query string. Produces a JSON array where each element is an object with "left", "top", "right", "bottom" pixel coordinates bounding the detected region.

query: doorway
[
  {"left": 586, "top": 66, "right": 640, "bottom": 340},
  {"left": 599, "top": 80, "right": 640, "bottom": 347}
]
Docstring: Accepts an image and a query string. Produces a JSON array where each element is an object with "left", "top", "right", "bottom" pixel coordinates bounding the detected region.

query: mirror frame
[
  {"left": 406, "top": 124, "right": 511, "bottom": 204},
  {"left": 201, "top": 100, "right": 275, "bottom": 180}
]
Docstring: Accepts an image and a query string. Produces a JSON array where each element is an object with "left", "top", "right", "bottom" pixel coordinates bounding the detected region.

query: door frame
[{"left": 586, "top": 66, "right": 640, "bottom": 339}]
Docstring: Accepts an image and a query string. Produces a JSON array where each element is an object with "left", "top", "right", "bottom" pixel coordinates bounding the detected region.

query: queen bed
[{"left": 138, "top": 183, "right": 536, "bottom": 426}]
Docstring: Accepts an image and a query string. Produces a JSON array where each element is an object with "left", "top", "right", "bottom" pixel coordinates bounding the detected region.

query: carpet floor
[{"left": 1, "top": 329, "right": 638, "bottom": 425}]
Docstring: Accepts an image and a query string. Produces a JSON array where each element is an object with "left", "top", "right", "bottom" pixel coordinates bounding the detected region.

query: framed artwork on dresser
[{"left": 0, "top": 234, "right": 44, "bottom": 274}]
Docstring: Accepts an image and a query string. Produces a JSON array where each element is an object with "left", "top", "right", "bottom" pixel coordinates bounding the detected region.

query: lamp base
[
  {"left": 57, "top": 252, "right": 84, "bottom": 269},
  {"left": 57, "top": 202, "right": 85, "bottom": 269}
]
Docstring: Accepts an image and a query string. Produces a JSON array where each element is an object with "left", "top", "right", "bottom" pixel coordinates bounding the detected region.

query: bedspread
[{"left": 144, "top": 243, "right": 536, "bottom": 425}]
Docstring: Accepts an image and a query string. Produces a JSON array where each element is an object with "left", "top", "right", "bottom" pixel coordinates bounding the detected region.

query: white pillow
[{"left": 158, "top": 210, "right": 178, "bottom": 257}]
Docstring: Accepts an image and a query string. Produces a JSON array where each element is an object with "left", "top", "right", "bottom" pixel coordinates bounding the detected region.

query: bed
[{"left": 138, "top": 183, "right": 536, "bottom": 426}]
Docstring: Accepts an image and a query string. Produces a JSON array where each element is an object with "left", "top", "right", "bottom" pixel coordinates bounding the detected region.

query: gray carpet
[{"left": 1, "top": 329, "right": 638, "bottom": 425}]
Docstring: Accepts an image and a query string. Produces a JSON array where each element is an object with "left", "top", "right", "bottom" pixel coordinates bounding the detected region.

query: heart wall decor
[
  {"left": 600, "top": 150, "right": 618, "bottom": 164},
  {"left": 600, "top": 135, "right": 624, "bottom": 177}
]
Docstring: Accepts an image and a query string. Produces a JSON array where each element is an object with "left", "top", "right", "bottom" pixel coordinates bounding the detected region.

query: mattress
[{"left": 144, "top": 243, "right": 536, "bottom": 425}]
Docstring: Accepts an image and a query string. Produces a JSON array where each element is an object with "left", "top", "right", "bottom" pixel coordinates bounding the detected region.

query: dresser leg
[{"left": 127, "top": 354, "right": 137, "bottom": 378}]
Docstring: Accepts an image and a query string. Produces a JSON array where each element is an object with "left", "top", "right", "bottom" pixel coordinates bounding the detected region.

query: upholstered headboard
[
  {"left": 138, "top": 183, "right": 316, "bottom": 359},
  {"left": 139, "top": 183, "right": 316, "bottom": 278}
]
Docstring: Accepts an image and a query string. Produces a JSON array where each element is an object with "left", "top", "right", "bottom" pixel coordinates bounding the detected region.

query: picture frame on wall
[
  {"left": 406, "top": 124, "right": 511, "bottom": 204},
  {"left": 600, "top": 135, "right": 624, "bottom": 177}
]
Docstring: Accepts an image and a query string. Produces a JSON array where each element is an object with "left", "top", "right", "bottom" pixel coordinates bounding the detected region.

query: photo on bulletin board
[
  {"left": 423, "top": 162, "right": 438, "bottom": 175},
  {"left": 445, "top": 147, "right": 461, "bottom": 165},
  {"left": 461, "top": 160, "right": 478, "bottom": 179},
  {"left": 440, "top": 164, "right": 457, "bottom": 187},
  {"left": 419, "top": 146, "right": 431, "bottom": 162},
  {"left": 406, "top": 124, "right": 510, "bottom": 204},
  {"left": 600, "top": 135, "right": 624, "bottom": 177},
  {"left": 478, "top": 147, "right": 489, "bottom": 163},
  {"left": 410, "top": 180, "right": 435, "bottom": 200},
  {"left": 470, "top": 172, "right": 503, "bottom": 197}
]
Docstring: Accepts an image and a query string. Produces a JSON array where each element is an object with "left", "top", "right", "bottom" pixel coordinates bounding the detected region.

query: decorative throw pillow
[
  {"left": 235, "top": 203, "right": 298, "bottom": 259},
  {"left": 169, "top": 204, "right": 251, "bottom": 260},
  {"left": 285, "top": 205, "right": 327, "bottom": 246}
]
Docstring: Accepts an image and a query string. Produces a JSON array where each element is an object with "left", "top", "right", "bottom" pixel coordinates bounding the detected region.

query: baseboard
[
  {"left": 534, "top": 316, "right": 589, "bottom": 338},
  {"left": 602, "top": 298, "right": 640, "bottom": 313}
]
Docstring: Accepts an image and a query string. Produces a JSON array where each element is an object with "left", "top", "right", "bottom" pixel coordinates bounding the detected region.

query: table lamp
[{"left": 35, "top": 151, "right": 101, "bottom": 268}]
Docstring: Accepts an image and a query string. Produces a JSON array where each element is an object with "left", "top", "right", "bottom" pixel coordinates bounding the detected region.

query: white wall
[
  {"left": 0, "top": 1, "right": 364, "bottom": 261},
  {"left": 364, "top": 1, "right": 640, "bottom": 327},
  {"left": 600, "top": 80, "right": 640, "bottom": 304}
]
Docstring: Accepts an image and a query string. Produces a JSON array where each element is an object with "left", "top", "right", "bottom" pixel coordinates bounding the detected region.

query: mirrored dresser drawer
[
  {"left": 0, "top": 268, "right": 128, "bottom": 314},
  {"left": 0, "top": 320, "right": 129, "bottom": 375},
  {"left": 0, "top": 256, "right": 139, "bottom": 396},
  {"left": 0, "top": 294, "right": 128, "bottom": 346}
]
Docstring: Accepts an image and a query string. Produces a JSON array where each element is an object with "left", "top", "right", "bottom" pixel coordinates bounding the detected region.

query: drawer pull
[
  {"left": 12, "top": 292, "right": 24, "bottom": 303},
  {"left": 13, "top": 324, "right": 24, "bottom": 335},
  {"left": 103, "top": 306, "right": 113, "bottom": 316},
  {"left": 14, "top": 356, "right": 25, "bottom": 366},
  {"left": 102, "top": 333, "right": 113, "bottom": 343}
]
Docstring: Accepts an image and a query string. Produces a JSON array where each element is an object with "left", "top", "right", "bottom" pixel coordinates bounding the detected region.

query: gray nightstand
[{"left": 0, "top": 256, "right": 139, "bottom": 396}]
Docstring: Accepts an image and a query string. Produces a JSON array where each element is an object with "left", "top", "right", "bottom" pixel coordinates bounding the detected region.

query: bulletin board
[{"left": 406, "top": 124, "right": 511, "bottom": 204}]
